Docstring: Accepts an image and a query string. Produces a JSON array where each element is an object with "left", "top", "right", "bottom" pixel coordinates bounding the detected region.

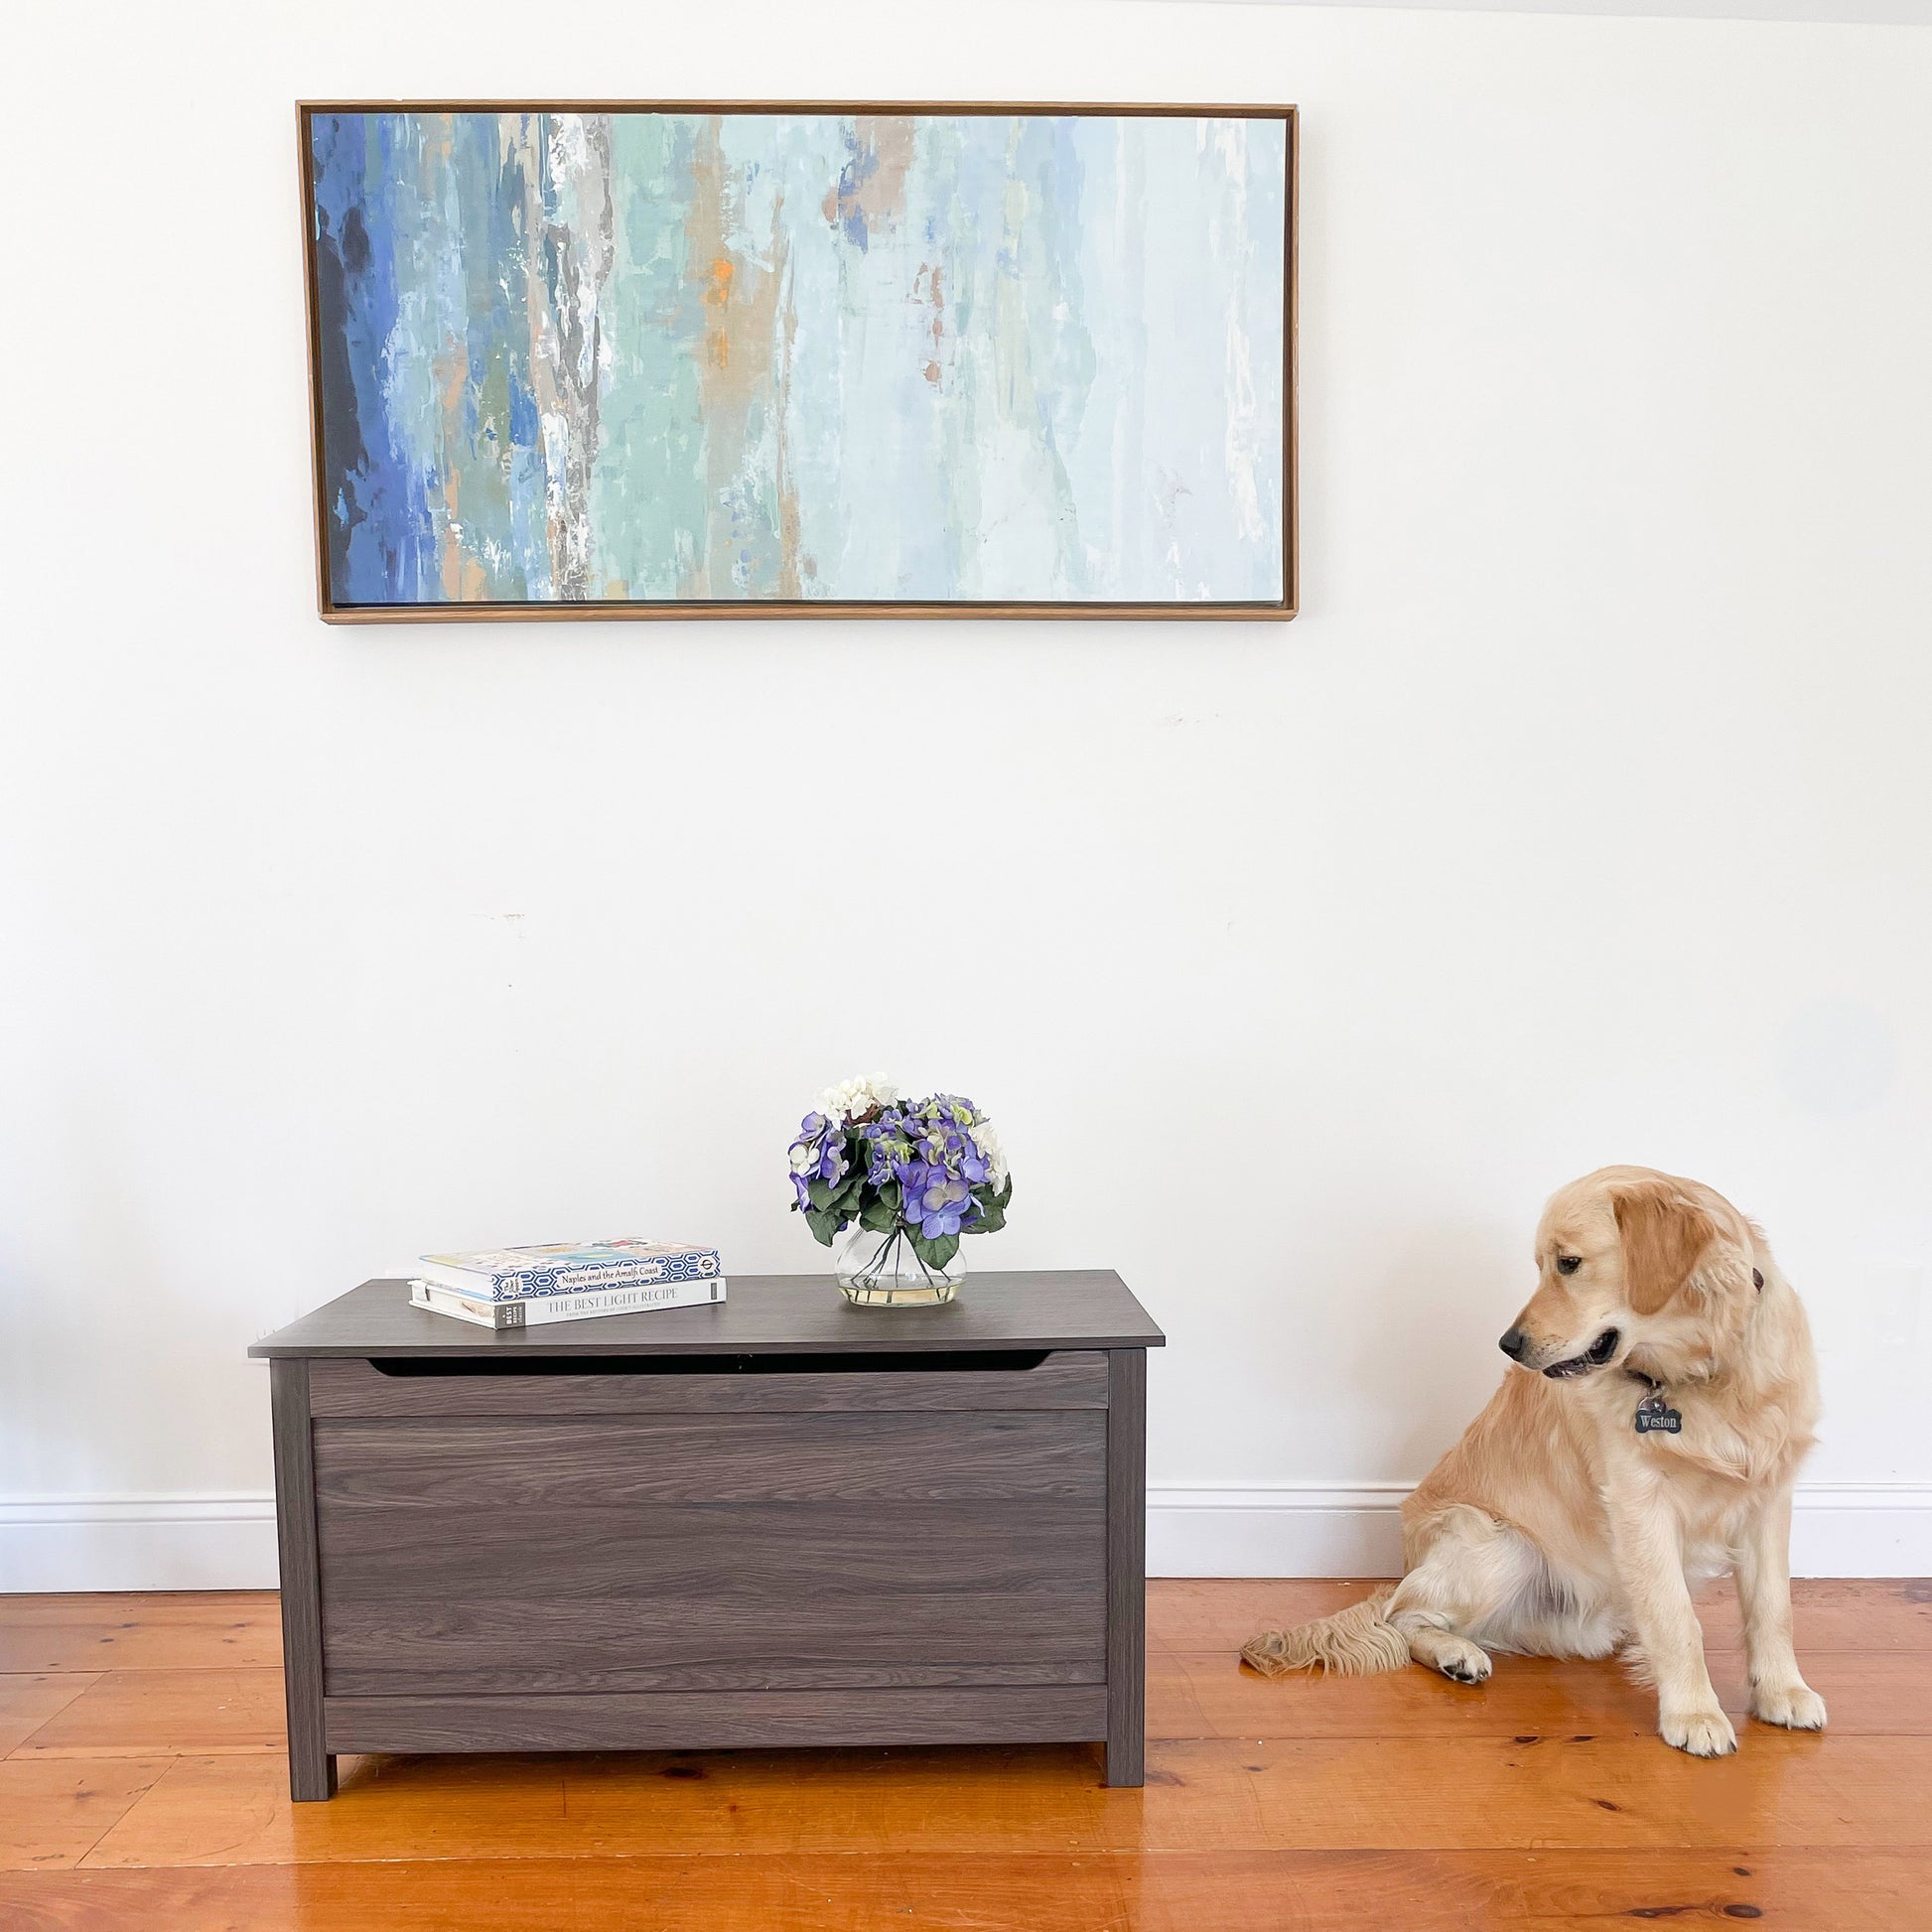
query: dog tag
[{"left": 1634, "top": 1393, "right": 1682, "bottom": 1435}]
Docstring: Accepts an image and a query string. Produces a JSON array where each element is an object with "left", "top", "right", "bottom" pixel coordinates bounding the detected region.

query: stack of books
[{"left": 407, "top": 1240, "right": 726, "bottom": 1329}]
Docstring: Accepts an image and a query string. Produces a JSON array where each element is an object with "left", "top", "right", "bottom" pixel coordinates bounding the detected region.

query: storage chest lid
[{"left": 249, "top": 1269, "right": 1165, "bottom": 1359}]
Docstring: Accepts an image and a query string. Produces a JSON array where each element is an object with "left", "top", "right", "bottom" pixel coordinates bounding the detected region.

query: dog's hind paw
[
  {"left": 1750, "top": 1681, "right": 1827, "bottom": 1730},
  {"left": 1660, "top": 1706, "right": 1737, "bottom": 1757}
]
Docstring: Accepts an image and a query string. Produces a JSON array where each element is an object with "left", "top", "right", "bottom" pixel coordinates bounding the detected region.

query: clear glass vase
[{"left": 833, "top": 1221, "right": 967, "bottom": 1307}]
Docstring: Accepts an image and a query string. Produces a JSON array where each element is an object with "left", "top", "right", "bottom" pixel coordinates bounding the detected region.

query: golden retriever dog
[{"left": 1242, "top": 1167, "right": 1824, "bottom": 1756}]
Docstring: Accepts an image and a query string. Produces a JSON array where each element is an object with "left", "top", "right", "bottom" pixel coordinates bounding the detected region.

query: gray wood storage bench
[{"left": 249, "top": 1269, "right": 1164, "bottom": 1800}]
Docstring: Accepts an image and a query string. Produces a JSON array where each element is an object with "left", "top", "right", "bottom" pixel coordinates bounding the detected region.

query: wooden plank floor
[{"left": 0, "top": 1580, "right": 1927, "bottom": 1929}]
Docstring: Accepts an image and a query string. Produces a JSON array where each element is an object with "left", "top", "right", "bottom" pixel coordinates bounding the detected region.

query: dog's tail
[{"left": 1240, "top": 1586, "right": 1410, "bottom": 1677}]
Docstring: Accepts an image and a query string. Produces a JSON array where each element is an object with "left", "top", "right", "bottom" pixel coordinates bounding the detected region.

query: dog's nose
[{"left": 1498, "top": 1327, "right": 1529, "bottom": 1359}]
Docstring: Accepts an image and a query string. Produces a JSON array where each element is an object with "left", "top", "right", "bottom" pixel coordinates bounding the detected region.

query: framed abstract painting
[{"left": 299, "top": 101, "right": 1296, "bottom": 621}]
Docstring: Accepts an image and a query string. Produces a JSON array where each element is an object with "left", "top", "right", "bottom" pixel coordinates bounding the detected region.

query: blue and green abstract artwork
[{"left": 306, "top": 108, "right": 1290, "bottom": 611}]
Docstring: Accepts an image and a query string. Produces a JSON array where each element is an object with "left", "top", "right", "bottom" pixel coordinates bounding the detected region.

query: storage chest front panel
[{"left": 312, "top": 1370, "right": 1107, "bottom": 1700}]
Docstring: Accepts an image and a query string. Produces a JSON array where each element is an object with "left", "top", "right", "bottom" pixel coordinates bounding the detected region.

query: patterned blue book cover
[{"left": 415, "top": 1240, "right": 724, "bottom": 1302}]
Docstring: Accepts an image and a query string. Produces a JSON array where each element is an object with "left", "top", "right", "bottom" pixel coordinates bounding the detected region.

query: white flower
[
  {"left": 819, "top": 1072, "right": 898, "bottom": 1123},
  {"left": 972, "top": 1115, "right": 1010, "bottom": 1185}
]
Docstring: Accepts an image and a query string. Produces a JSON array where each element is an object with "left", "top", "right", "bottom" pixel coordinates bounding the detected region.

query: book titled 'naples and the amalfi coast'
[{"left": 411, "top": 1240, "right": 724, "bottom": 1302}]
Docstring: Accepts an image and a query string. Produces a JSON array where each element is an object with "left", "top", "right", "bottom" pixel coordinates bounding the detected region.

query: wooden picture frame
[{"left": 299, "top": 101, "right": 1298, "bottom": 622}]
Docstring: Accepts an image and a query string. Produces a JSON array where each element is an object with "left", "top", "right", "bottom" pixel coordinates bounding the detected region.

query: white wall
[{"left": 4, "top": 0, "right": 1930, "bottom": 1588}]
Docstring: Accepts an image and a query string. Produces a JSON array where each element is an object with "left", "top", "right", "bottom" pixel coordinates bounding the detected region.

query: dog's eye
[{"left": 1555, "top": 1256, "right": 1583, "bottom": 1276}]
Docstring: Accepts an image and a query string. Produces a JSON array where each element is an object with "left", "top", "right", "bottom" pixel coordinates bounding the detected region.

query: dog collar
[{"left": 1626, "top": 1369, "right": 1682, "bottom": 1436}]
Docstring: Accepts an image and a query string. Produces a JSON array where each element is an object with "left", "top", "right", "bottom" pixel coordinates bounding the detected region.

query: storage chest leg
[
  {"left": 270, "top": 1359, "right": 337, "bottom": 1801},
  {"left": 1104, "top": 1347, "right": 1147, "bottom": 1788}
]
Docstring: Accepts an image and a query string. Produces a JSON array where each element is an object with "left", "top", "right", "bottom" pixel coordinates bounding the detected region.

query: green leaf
[
  {"left": 860, "top": 1196, "right": 900, "bottom": 1234},
  {"left": 908, "top": 1230, "right": 961, "bottom": 1272},
  {"left": 806, "top": 1176, "right": 835, "bottom": 1212},
  {"left": 966, "top": 1179, "right": 1009, "bottom": 1234},
  {"left": 801, "top": 1206, "right": 843, "bottom": 1247}
]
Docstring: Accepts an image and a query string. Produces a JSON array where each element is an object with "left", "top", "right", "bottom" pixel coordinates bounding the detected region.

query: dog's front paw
[
  {"left": 1660, "top": 1706, "right": 1737, "bottom": 1757},
  {"left": 1435, "top": 1639, "right": 1491, "bottom": 1685},
  {"left": 1407, "top": 1627, "right": 1492, "bottom": 1684},
  {"left": 1750, "top": 1680, "right": 1827, "bottom": 1730}
]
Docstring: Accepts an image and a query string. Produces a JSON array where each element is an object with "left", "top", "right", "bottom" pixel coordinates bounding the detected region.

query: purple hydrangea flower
[
  {"left": 901, "top": 1161, "right": 980, "bottom": 1239},
  {"left": 953, "top": 1131, "right": 992, "bottom": 1187},
  {"left": 788, "top": 1085, "right": 1010, "bottom": 1241},
  {"left": 787, "top": 1112, "right": 847, "bottom": 1208},
  {"left": 909, "top": 1117, "right": 990, "bottom": 1189}
]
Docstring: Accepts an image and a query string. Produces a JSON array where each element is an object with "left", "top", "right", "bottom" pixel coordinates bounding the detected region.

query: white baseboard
[
  {"left": 3, "top": 1482, "right": 1927, "bottom": 1593},
  {"left": 0, "top": 1495, "right": 281, "bottom": 1593},
  {"left": 1147, "top": 1480, "right": 1932, "bottom": 1579},
  {"left": 1149, "top": 1481, "right": 1412, "bottom": 1578}
]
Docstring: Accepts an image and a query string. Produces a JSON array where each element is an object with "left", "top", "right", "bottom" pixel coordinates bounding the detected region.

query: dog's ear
[{"left": 1612, "top": 1179, "right": 1718, "bottom": 1314}]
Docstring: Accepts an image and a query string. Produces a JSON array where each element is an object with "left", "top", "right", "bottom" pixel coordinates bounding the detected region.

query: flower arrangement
[{"left": 788, "top": 1074, "right": 1013, "bottom": 1290}]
